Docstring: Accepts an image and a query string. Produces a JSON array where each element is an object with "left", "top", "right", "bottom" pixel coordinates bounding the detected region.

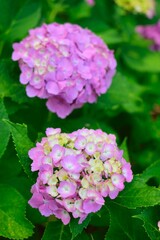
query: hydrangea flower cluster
[
  {"left": 115, "top": 0, "right": 155, "bottom": 18},
  {"left": 28, "top": 128, "right": 133, "bottom": 225},
  {"left": 136, "top": 21, "right": 160, "bottom": 51},
  {"left": 12, "top": 23, "right": 116, "bottom": 118}
]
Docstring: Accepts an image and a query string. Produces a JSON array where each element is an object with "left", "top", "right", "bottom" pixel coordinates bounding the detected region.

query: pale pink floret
[
  {"left": 29, "top": 147, "right": 44, "bottom": 171},
  {"left": 83, "top": 199, "right": 102, "bottom": 214},
  {"left": 28, "top": 128, "right": 133, "bottom": 225},
  {"left": 12, "top": 23, "right": 116, "bottom": 118},
  {"left": 74, "top": 136, "right": 87, "bottom": 150},
  {"left": 100, "top": 182, "right": 109, "bottom": 197},
  {"left": 63, "top": 199, "right": 75, "bottom": 212},
  {"left": 54, "top": 209, "right": 71, "bottom": 225},
  {"left": 85, "top": 142, "right": 96, "bottom": 155},
  {"left": 100, "top": 144, "right": 114, "bottom": 161},
  {"left": 87, "top": 189, "right": 105, "bottom": 205},
  {"left": 46, "top": 128, "right": 61, "bottom": 136},
  {"left": 111, "top": 173, "right": 125, "bottom": 190},
  {"left": 39, "top": 164, "right": 53, "bottom": 184},
  {"left": 122, "top": 162, "right": 133, "bottom": 182},
  {"left": 50, "top": 144, "right": 65, "bottom": 164},
  {"left": 28, "top": 193, "right": 58, "bottom": 217},
  {"left": 57, "top": 181, "right": 77, "bottom": 198},
  {"left": 61, "top": 155, "right": 82, "bottom": 173}
]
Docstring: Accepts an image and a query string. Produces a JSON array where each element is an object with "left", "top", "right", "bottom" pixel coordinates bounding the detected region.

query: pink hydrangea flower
[
  {"left": 12, "top": 23, "right": 116, "bottom": 118},
  {"left": 28, "top": 128, "right": 133, "bottom": 224},
  {"left": 136, "top": 21, "right": 160, "bottom": 51}
]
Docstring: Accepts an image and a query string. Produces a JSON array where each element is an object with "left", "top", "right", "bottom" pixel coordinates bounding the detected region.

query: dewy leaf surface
[
  {"left": 42, "top": 221, "right": 71, "bottom": 240},
  {"left": 0, "top": 99, "right": 10, "bottom": 159},
  {"left": 0, "top": 184, "right": 34, "bottom": 239},
  {"left": 4, "top": 120, "right": 35, "bottom": 181}
]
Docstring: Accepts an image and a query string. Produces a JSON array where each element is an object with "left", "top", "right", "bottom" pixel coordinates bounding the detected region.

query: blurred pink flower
[{"left": 136, "top": 21, "right": 160, "bottom": 51}]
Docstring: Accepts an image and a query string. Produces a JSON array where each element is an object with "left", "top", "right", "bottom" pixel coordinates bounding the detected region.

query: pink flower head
[
  {"left": 12, "top": 23, "right": 116, "bottom": 118},
  {"left": 136, "top": 21, "right": 160, "bottom": 51},
  {"left": 28, "top": 128, "right": 133, "bottom": 225}
]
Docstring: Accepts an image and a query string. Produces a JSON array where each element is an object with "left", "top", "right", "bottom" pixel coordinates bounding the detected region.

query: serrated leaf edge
[{"left": 0, "top": 184, "right": 34, "bottom": 240}]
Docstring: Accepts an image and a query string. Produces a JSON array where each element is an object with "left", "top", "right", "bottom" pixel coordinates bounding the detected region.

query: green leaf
[
  {"left": 98, "top": 72, "right": 145, "bottom": 114},
  {"left": 134, "top": 207, "right": 160, "bottom": 240},
  {"left": 120, "top": 138, "right": 130, "bottom": 162},
  {"left": 0, "top": 99, "right": 10, "bottom": 159},
  {"left": 4, "top": 120, "right": 35, "bottom": 181},
  {"left": 0, "top": 142, "right": 22, "bottom": 179},
  {"left": 123, "top": 46, "right": 160, "bottom": 72},
  {"left": 0, "top": 0, "right": 23, "bottom": 33},
  {"left": 74, "top": 231, "right": 90, "bottom": 240},
  {"left": 90, "top": 206, "right": 110, "bottom": 227},
  {"left": 0, "top": 59, "right": 29, "bottom": 104},
  {"left": 99, "top": 29, "right": 124, "bottom": 44},
  {"left": 42, "top": 221, "right": 71, "bottom": 240},
  {"left": 0, "top": 184, "right": 34, "bottom": 239},
  {"left": 115, "top": 175, "right": 160, "bottom": 209},
  {"left": 105, "top": 201, "right": 149, "bottom": 240},
  {"left": 69, "top": 214, "right": 92, "bottom": 239},
  {"left": 141, "top": 160, "right": 160, "bottom": 183},
  {"left": 4, "top": 0, "right": 42, "bottom": 41}
]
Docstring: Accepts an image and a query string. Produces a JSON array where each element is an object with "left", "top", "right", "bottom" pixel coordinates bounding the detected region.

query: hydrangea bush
[
  {"left": 0, "top": 0, "right": 160, "bottom": 239},
  {"left": 12, "top": 23, "right": 116, "bottom": 118},
  {"left": 28, "top": 128, "right": 132, "bottom": 224}
]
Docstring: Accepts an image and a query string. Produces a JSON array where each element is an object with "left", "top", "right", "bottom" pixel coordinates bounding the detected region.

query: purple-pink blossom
[
  {"left": 12, "top": 23, "right": 116, "bottom": 118},
  {"left": 136, "top": 21, "right": 160, "bottom": 51},
  {"left": 28, "top": 128, "right": 133, "bottom": 224}
]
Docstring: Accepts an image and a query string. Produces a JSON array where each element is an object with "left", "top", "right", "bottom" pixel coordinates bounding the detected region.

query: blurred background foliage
[{"left": 0, "top": 0, "right": 160, "bottom": 239}]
